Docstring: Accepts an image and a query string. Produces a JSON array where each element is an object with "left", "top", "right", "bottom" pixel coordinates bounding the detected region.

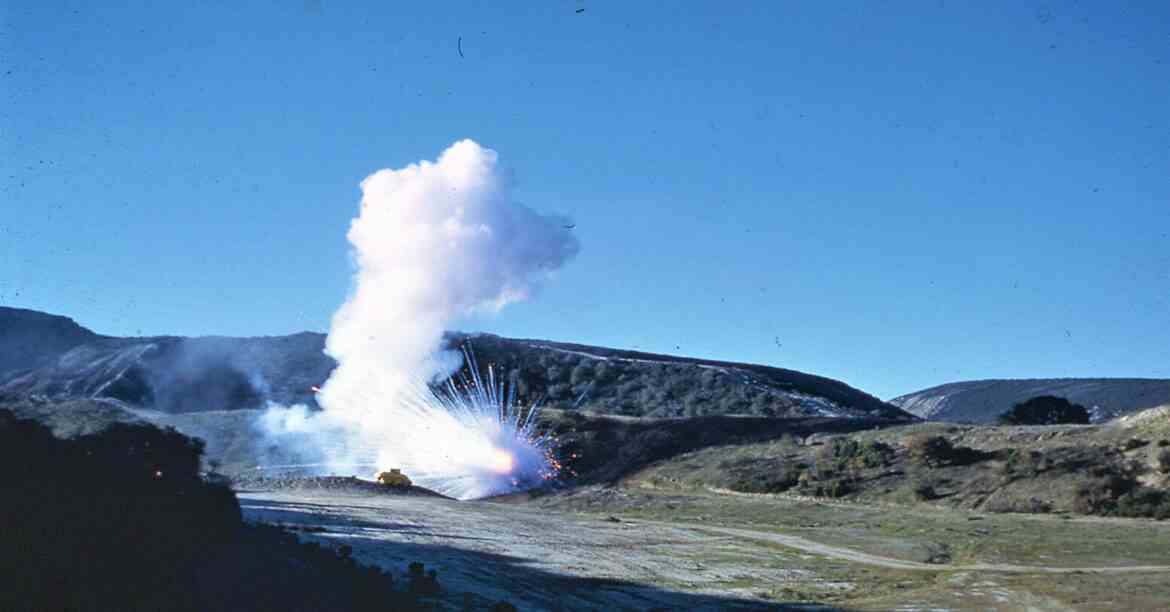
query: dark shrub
[
  {"left": 1156, "top": 450, "right": 1170, "bottom": 474},
  {"left": 1, "top": 412, "right": 238, "bottom": 610},
  {"left": 983, "top": 495, "right": 1051, "bottom": 514},
  {"left": 815, "top": 438, "right": 895, "bottom": 477},
  {"left": 903, "top": 433, "right": 956, "bottom": 467},
  {"left": 856, "top": 440, "right": 896, "bottom": 468},
  {"left": 823, "top": 479, "right": 852, "bottom": 498},
  {"left": 728, "top": 464, "right": 801, "bottom": 494},
  {"left": 1115, "top": 488, "right": 1170, "bottom": 520},
  {"left": 1121, "top": 438, "right": 1149, "bottom": 451},
  {"left": 998, "top": 396, "right": 1090, "bottom": 425},
  {"left": 911, "top": 480, "right": 937, "bottom": 501},
  {"left": 1073, "top": 475, "right": 1137, "bottom": 514},
  {"left": 407, "top": 562, "right": 440, "bottom": 597}
]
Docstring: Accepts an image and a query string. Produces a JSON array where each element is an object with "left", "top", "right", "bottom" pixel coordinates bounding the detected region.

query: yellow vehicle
[{"left": 375, "top": 469, "right": 412, "bottom": 488}]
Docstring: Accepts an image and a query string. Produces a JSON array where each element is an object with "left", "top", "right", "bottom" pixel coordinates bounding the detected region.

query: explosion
[
  {"left": 366, "top": 347, "right": 562, "bottom": 499},
  {"left": 258, "top": 139, "right": 579, "bottom": 500}
]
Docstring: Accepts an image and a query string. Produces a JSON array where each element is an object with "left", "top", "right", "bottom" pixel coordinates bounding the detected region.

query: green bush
[{"left": 816, "top": 438, "right": 894, "bottom": 475}]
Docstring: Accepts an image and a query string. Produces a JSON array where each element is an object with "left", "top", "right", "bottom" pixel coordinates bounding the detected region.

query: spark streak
[{"left": 371, "top": 347, "right": 561, "bottom": 499}]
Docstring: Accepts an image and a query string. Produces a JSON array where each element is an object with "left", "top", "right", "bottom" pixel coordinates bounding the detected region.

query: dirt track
[{"left": 676, "top": 523, "right": 1170, "bottom": 574}]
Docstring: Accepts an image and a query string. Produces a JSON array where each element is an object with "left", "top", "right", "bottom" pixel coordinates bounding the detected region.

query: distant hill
[
  {"left": 890, "top": 378, "right": 1170, "bottom": 423},
  {"left": 0, "top": 306, "right": 100, "bottom": 374},
  {"left": 0, "top": 307, "right": 910, "bottom": 421}
]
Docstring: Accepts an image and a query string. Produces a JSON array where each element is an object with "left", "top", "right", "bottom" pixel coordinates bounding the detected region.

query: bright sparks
[
  {"left": 488, "top": 448, "right": 515, "bottom": 474},
  {"left": 363, "top": 347, "right": 561, "bottom": 500}
]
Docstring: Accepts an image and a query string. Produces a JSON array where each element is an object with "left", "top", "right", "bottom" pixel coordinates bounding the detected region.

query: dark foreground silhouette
[{"left": 0, "top": 409, "right": 419, "bottom": 612}]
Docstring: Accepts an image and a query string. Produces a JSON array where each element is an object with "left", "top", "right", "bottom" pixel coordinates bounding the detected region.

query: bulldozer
[{"left": 375, "top": 468, "right": 412, "bottom": 488}]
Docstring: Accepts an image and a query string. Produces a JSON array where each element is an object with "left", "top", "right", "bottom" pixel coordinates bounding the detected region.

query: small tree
[{"left": 998, "top": 396, "right": 1090, "bottom": 426}]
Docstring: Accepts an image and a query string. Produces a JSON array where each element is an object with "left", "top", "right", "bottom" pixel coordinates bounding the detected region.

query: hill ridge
[{"left": 1, "top": 307, "right": 909, "bottom": 420}]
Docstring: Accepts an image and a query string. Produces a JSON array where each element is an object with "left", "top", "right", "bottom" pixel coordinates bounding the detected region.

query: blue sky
[{"left": 2, "top": 1, "right": 1167, "bottom": 399}]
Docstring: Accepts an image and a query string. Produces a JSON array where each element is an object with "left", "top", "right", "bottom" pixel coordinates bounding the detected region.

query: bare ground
[
  {"left": 238, "top": 484, "right": 1170, "bottom": 611},
  {"left": 238, "top": 489, "right": 830, "bottom": 611}
]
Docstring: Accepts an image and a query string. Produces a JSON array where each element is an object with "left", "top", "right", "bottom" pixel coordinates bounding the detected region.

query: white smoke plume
[{"left": 259, "top": 140, "right": 579, "bottom": 498}]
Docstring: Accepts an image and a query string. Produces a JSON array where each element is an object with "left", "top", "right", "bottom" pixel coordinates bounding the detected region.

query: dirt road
[{"left": 680, "top": 523, "right": 1170, "bottom": 574}]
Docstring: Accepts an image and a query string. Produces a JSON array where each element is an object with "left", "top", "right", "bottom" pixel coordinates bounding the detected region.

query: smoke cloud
[
  {"left": 322, "top": 138, "right": 578, "bottom": 405},
  {"left": 259, "top": 140, "right": 579, "bottom": 495}
]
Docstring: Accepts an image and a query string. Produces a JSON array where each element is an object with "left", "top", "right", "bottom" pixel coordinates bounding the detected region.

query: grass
[
  {"left": 611, "top": 412, "right": 1170, "bottom": 522},
  {"left": 540, "top": 485, "right": 1170, "bottom": 609},
  {"left": 559, "top": 487, "right": 1170, "bottom": 568}
]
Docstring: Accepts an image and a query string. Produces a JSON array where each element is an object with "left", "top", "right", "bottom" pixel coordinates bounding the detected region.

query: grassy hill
[{"left": 581, "top": 405, "right": 1170, "bottom": 519}]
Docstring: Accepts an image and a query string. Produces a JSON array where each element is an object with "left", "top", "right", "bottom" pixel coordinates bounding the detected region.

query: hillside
[
  {"left": 608, "top": 404, "right": 1170, "bottom": 518},
  {"left": 0, "top": 306, "right": 100, "bottom": 375},
  {"left": 0, "top": 307, "right": 908, "bottom": 421},
  {"left": 460, "top": 333, "right": 905, "bottom": 419},
  {"left": 890, "top": 378, "right": 1170, "bottom": 423}
]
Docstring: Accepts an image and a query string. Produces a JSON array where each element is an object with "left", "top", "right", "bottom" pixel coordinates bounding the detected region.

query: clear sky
[{"left": 2, "top": 2, "right": 1167, "bottom": 399}]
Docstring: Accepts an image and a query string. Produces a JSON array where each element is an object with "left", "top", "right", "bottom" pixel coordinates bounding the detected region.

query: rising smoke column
[{"left": 311, "top": 139, "right": 579, "bottom": 498}]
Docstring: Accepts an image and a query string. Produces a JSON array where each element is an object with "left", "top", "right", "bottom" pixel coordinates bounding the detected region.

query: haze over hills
[
  {"left": 0, "top": 306, "right": 908, "bottom": 421},
  {"left": 890, "top": 378, "right": 1170, "bottom": 423}
]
